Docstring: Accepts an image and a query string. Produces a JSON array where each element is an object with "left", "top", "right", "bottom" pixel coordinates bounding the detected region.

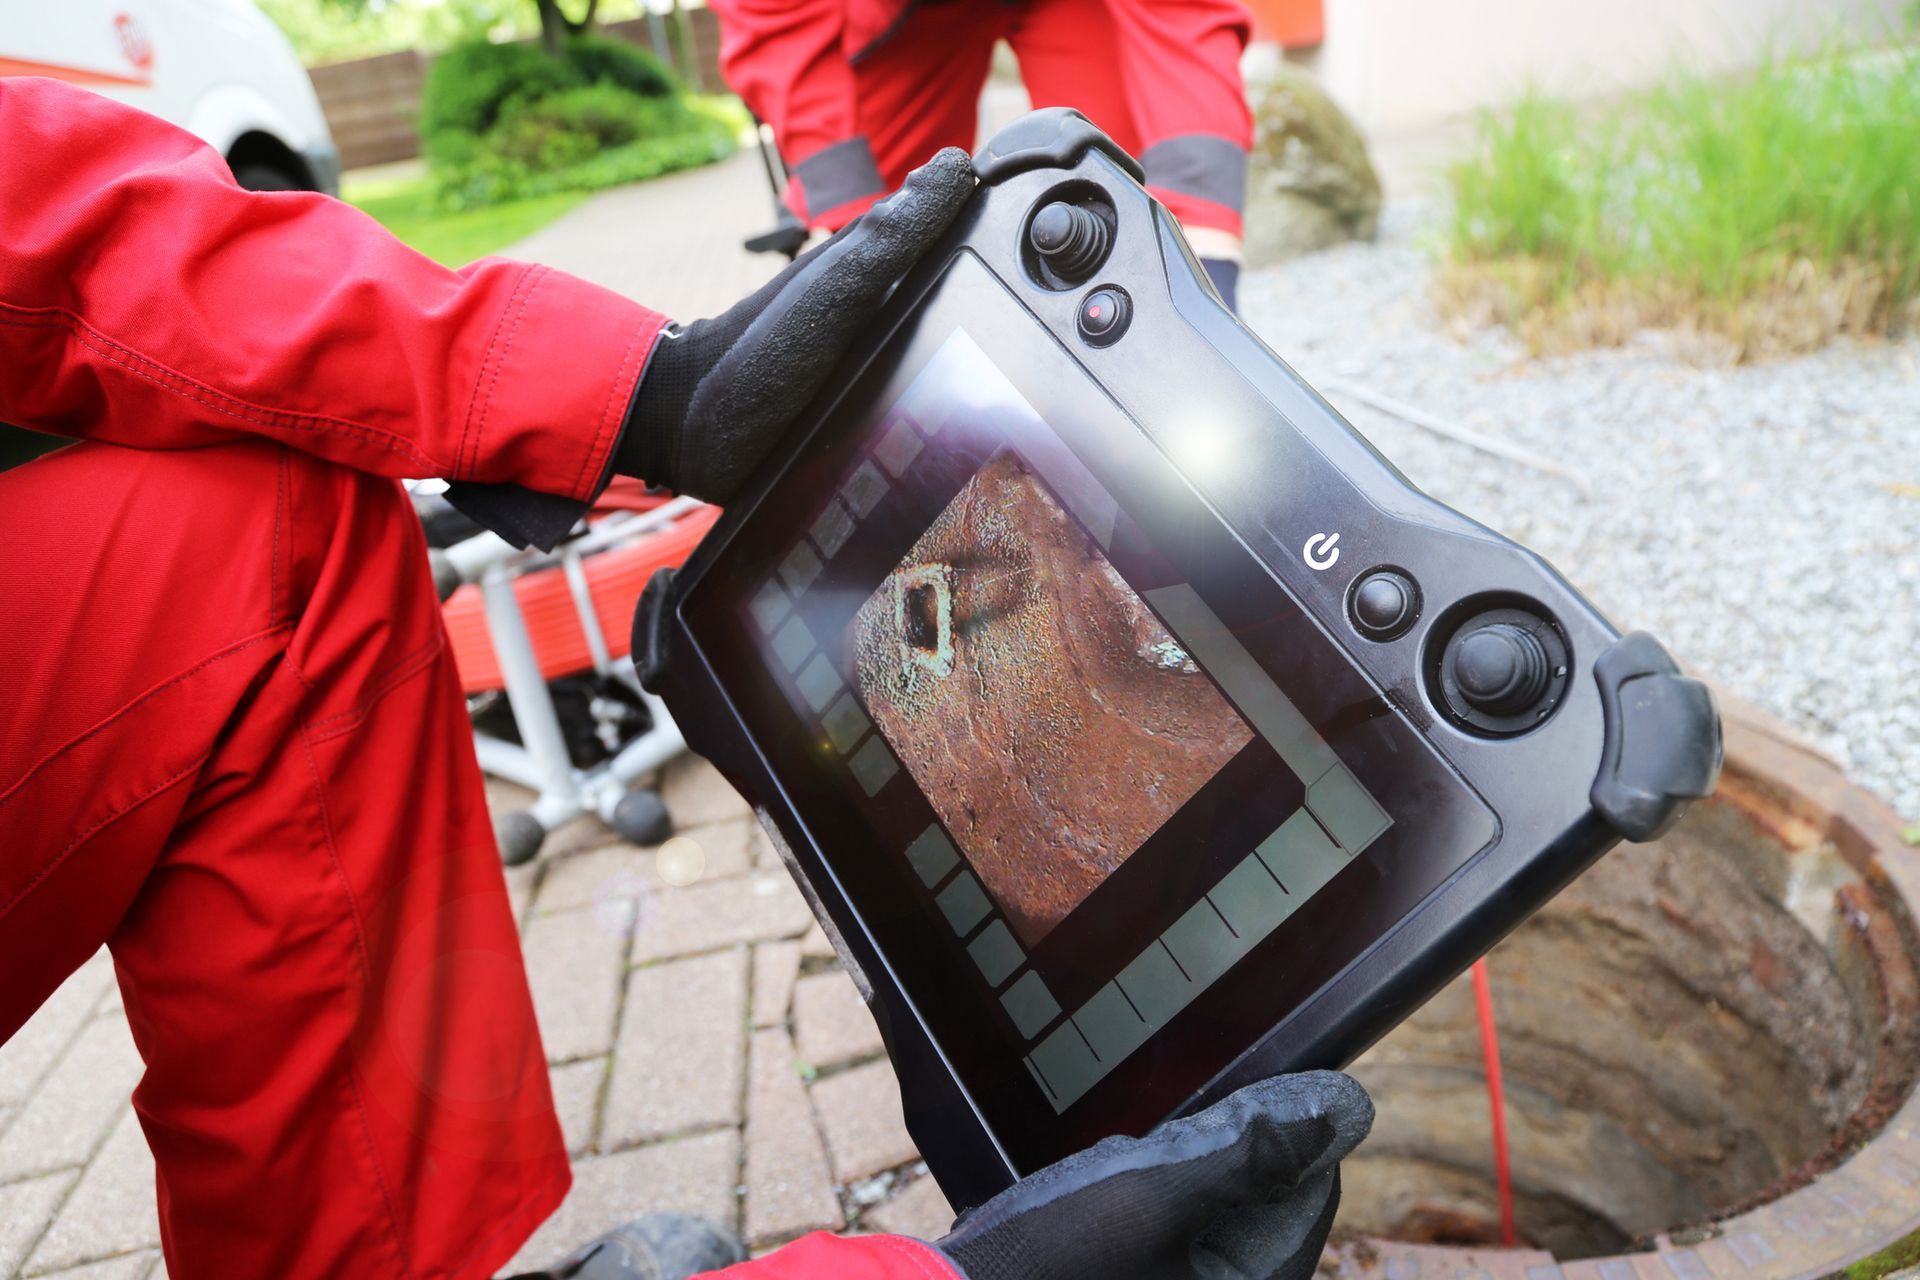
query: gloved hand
[
  {"left": 933, "top": 1072, "right": 1372, "bottom": 1280},
  {"left": 615, "top": 147, "right": 977, "bottom": 504}
]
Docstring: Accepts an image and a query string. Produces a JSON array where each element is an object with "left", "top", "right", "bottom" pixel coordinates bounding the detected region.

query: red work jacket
[{"left": 0, "top": 74, "right": 961, "bottom": 1280}]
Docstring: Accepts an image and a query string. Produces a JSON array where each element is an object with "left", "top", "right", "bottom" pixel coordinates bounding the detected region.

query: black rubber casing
[{"left": 635, "top": 110, "right": 1722, "bottom": 1211}]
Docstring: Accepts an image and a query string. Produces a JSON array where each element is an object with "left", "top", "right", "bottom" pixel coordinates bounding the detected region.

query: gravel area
[{"left": 1240, "top": 204, "right": 1920, "bottom": 821}]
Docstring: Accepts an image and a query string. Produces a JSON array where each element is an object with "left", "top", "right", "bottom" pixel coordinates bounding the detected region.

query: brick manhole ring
[{"left": 1327, "top": 694, "right": 1920, "bottom": 1280}]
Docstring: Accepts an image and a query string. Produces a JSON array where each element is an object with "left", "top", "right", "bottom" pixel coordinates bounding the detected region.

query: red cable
[{"left": 1471, "top": 957, "right": 1517, "bottom": 1247}]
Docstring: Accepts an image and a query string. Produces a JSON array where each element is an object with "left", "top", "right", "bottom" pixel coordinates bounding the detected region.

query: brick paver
[
  {"left": 792, "top": 970, "right": 885, "bottom": 1070},
  {"left": 743, "top": 1029, "right": 844, "bottom": 1244},
  {"left": 630, "top": 872, "right": 813, "bottom": 964},
  {"left": 33, "top": 1256, "right": 158, "bottom": 1280},
  {"left": 549, "top": 1058, "right": 607, "bottom": 1158},
  {"left": 0, "top": 1173, "right": 77, "bottom": 1277},
  {"left": 0, "top": 958, "right": 112, "bottom": 1108},
  {"left": 810, "top": 1060, "right": 921, "bottom": 1184},
  {"left": 659, "top": 754, "right": 756, "bottom": 830},
  {"left": 864, "top": 1173, "right": 955, "bottom": 1241},
  {"left": 751, "top": 942, "right": 803, "bottom": 1029},
  {"left": 502, "top": 1130, "right": 742, "bottom": 1274},
  {"left": 604, "top": 948, "right": 749, "bottom": 1147},
  {"left": 523, "top": 906, "right": 630, "bottom": 1063},
  {"left": 26, "top": 1109, "right": 159, "bottom": 1274},
  {"left": 0, "top": 1019, "right": 144, "bottom": 1184}
]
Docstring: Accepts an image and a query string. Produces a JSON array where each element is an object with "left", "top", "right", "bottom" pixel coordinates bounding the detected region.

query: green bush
[
  {"left": 561, "top": 33, "right": 676, "bottom": 99},
  {"left": 1442, "top": 46, "right": 1920, "bottom": 357},
  {"left": 421, "top": 33, "right": 676, "bottom": 141},
  {"left": 421, "top": 32, "right": 738, "bottom": 212},
  {"left": 487, "top": 84, "right": 652, "bottom": 170},
  {"left": 430, "top": 93, "right": 742, "bottom": 209},
  {"left": 421, "top": 38, "right": 577, "bottom": 138}
]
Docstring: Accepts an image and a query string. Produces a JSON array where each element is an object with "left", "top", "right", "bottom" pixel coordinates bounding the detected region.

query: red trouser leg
[
  {"left": 841, "top": 0, "right": 1249, "bottom": 243},
  {"left": 1013, "top": 0, "right": 1253, "bottom": 240},
  {"left": 787, "top": 0, "right": 1007, "bottom": 229},
  {"left": 0, "top": 440, "right": 567, "bottom": 1279}
]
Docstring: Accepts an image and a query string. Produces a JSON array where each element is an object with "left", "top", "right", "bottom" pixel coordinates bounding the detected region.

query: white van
[{"left": 0, "top": 0, "right": 339, "bottom": 194}]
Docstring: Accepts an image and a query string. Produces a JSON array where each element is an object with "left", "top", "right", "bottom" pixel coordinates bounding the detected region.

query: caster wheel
[
  {"left": 611, "top": 788, "right": 672, "bottom": 846},
  {"left": 497, "top": 810, "right": 546, "bottom": 866}
]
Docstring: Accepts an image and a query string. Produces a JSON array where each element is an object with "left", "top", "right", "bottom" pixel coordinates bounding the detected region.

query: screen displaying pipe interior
[{"left": 849, "top": 451, "right": 1254, "bottom": 948}]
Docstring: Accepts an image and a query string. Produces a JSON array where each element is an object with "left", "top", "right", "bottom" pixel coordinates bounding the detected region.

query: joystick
[
  {"left": 1449, "top": 623, "right": 1550, "bottom": 715},
  {"left": 1029, "top": 201, "right": 1110, "bottom": 282}
]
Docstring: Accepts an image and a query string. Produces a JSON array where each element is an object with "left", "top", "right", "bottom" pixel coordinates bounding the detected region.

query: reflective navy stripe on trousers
[
  {"left": 1140, "top": 134, "right": 1248, "bottom": 214},
  {"left": 795, "top": 136, "right": 887, "bottom": 215}
]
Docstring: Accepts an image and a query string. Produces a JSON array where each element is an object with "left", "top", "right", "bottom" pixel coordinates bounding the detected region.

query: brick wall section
[{"left": 308, "top": 10, "right": 726, "bottom": 172}]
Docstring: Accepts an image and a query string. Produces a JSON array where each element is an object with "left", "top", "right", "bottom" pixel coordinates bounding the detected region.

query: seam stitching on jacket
[
  {"left": 456, "top": 266, "right": 530, "bottom": 477},
  {"left": 476, "top": 266, "right": 545, "bottom": 476},
  {"left": 304, "top": 631, "right": 447, "bottom": 743},
  {"left": 0, "top": 308, "right": 441, "bottom": 469},
  {"left": 0, "top": 752, "right": 207, "bottom": 922},
  {"left": 574, "top": 321, "right": 649, "bottom": 499},
  {"left": 0, "top": 626, "right": 289, "bottom": 810},
  {"left": 297, "top": 730, "right": 421, "bottom": 1280},
  {"left": 270, "top": 445, "right": 287, "bottom": 627}
]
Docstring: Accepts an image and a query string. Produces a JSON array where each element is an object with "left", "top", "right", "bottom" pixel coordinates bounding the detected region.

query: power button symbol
[{"left": 1303, "top": 532, "right": 1341, "bottom": 571}]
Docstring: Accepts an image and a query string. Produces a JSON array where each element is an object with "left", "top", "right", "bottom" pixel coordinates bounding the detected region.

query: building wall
[{"left": 1302, "top": 0, "right": 1906, "bottom": 134}]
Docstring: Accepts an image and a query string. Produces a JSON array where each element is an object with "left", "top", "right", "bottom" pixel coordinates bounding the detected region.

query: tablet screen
[{"left": 686, "top": 256, "right": 1494, "bottom": 1163}]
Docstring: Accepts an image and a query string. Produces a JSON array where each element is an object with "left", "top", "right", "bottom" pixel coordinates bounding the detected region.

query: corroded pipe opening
[{"left": 1331, "top": 701, "right": 1920, "bottom": 1269}]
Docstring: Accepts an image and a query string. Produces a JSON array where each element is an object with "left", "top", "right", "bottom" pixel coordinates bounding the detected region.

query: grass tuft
[
  {"left": 344, "top": 172, "right": 586, "bottom": 267},
  {"left": 1441, "top": 46, "right": 1920, "bottom": 360}
]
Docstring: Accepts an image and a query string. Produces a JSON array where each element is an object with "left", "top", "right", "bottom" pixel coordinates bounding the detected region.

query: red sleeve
[
  {"left": 706, "top": 1232, "right": 960, "bottom": 1280},
  {"left": 0, "top": 77, "right": 667, "bottom": 503}
]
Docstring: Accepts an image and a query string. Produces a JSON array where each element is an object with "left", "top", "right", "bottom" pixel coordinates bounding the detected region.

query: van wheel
[{"left": 232, "top": 163, "right": 302, "bottom": 192}]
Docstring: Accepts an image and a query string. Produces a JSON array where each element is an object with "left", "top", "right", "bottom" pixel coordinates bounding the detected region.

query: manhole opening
[{"left": 1337, "top": 786, "right": 1920, "bottom": 1258}]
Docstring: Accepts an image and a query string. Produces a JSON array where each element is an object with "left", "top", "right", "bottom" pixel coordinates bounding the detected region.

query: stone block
[
  {"left": 865, "top": 1172, "right": 954, "bottom": 1240},
  {"left": 537, "top": 823, "right": 754, "bottom": 918},
  {"left": 0, "top": 1017, "right": 144, "bottom": 1182},
  {"left": 631, "top": 874, "right": 813, "bottom": 964},
  {"left": 751, "top": 942, "right": 802, "bottom": 1029},
  {"left": 27, "top": 1108, "right": 159, "bottom": 1273},
  {"left": 662, "top": 758, "right": 752, "bottom": 830},
  {"left": 550, "top": 1058, "right": 606, "bottom": 1158},
  {"left": 0, "top": 1171, "right": 77, "bottom": 1277},
  {"left": 791, "top": 972, "right": 882, "bottom": 1070},
  {"left": 744, "top": 1029, "right": 843, "bottom": 1244},
  {"left": 603, "top": 950, "right": 747, "bottom": 1147},
  {"left": 522, "top": 907, "right": 629, "bottom": 1063},
  {"left": 810, "top": 1060, "right": 920, "bottom": 1182},
  {"left": 30, "top": 1252, "right": 158, "bottom": 1279},
  {"left": 0, "top": 955, "right": 114, "bottom": 1106},
  {"left": 500, "top": 1130, "right": 741, "bottom": 1274}
]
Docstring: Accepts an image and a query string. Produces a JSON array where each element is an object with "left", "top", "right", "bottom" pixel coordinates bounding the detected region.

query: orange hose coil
[{"left": 442, "top": 502, "right": 721, "bottom": 695}]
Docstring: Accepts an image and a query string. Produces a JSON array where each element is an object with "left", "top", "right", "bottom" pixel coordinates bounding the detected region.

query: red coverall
[
  {"left": 712, "top": 0, "right": 1254, "bottom": 244},
  {"left": 0, "top": 77, "right": 956, "bottom": 1280}
]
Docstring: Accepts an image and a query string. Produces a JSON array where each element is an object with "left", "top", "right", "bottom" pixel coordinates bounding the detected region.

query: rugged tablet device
[{"left": 633, "top": 110, "right": 1722, "bottom": 1212}]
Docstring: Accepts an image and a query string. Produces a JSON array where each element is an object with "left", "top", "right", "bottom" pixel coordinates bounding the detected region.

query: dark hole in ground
[
  {"left": 903, "top": 582, "right": 941, "bottom": 653},
  {"left": 1335, "top": 790, "right": 1917, "bottom": 1257}
]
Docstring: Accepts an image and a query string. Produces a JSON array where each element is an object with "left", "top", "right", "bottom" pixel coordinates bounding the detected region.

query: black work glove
[
  {"left": 934, "top": 1072, "right": 1372, "bottom": 1280},
  {"left": 614, "top": 147, "right": 977, "bottom": 503}
]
